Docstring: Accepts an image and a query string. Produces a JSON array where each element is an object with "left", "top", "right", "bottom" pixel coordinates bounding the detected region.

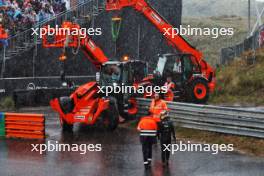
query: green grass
[
  {"left": 183, "top": 16, "right": 264, "bottom": 106},
  {"left": 183, "top": 16, "right": 248, "bottom": 66},
  {"left": 209, "top": 49, "right": 264, "bottom": 106},
  {"left": 176, "top": 127, "right": 264, "bottom": 157}
]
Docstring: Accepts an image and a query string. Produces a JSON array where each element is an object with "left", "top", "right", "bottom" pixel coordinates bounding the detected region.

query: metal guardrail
[{"left": 137, "top": 98, "right": 264, "bottom": 138}]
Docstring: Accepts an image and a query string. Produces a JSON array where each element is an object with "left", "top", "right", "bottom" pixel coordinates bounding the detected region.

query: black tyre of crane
[
  {"left": 58, "top": 96, "right": 75, "bottom": 114},
  {"left": 103, "top": 96, "right": 119, "bottom": 131},
  {"left": 187, "top": 78, "right": 209, "bottom": 104},
  {"left": 58, "top": 97, "right": 74, "bottom": 132},
  {"left": 61, "top": 118, "right": 73, "bottom": 132}
]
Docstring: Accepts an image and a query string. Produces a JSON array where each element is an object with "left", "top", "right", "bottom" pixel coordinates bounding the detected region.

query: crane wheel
[
  {"left": 103, "top": 96, "right": 119, "bottom": 131},
  {"left": 58, "top": 97, "right": 75, "bottom": 114},
  {"left": 187, "top": 78, "right": 209, "bottom": 104},
  {"left": 61, "top": 118, "right": 73, "bottom": 132}
]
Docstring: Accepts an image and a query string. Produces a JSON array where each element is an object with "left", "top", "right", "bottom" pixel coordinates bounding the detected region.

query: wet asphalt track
[{"left": 0, "top": 107, "right": 264, "bottom": 176}]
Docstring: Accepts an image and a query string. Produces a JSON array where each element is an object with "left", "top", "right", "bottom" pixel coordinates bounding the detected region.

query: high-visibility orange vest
[
  {"left": 164, "top": 81, "right": 175, "bottom": 101},
  {"left": 137, "top": 117, "right": 158, "bottom": 136},
  {"left": 149, "top": 99, "right": 168, "bottom": 121}
]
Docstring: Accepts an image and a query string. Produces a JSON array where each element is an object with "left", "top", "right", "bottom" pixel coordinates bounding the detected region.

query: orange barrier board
[{"left": 5, "top": 113, "right": 45, "bottom": 139}]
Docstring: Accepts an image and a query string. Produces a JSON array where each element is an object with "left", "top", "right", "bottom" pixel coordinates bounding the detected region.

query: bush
[
  {"left": 210, "top": 50, "right": 264, "bottom": 105},
  {"left": 0, "top": 97, "right": 15, "bottom": 110}
]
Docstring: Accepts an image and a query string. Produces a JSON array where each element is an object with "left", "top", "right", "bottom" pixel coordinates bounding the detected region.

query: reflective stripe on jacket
[{"left": 137, "top": 117, "right": 158, "bottom": 136}]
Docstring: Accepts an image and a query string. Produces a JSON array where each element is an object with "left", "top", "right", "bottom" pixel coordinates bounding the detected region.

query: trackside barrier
[
  {"left": 137, "top": 98, "right": 264, "bottom": 138},
  {"left": 4, "top": 113, "right": 45, "bottom": 139},
  {"left": 0, "top": 112, "right": 5, "bottom": 137},
  {"left": 220, "top": 24, "right": 263, "bottom": 65}
]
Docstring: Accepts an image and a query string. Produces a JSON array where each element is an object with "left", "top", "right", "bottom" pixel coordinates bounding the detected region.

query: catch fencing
[
  {"left": 137, "top": 98, "right": 264, "bottom": 138},
  {"left": 220, "top": 25, "right": 264, "bottom": 65}
]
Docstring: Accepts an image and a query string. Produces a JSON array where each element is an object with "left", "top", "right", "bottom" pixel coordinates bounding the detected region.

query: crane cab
[
  {"left": 99, "top": 60, "right": 148, "bottom": 87},
  {"left": 154, "top": 53, "right": 215, "bottom": 103},
  {"left": 98, "top": 60, "right": 148, "bottom": 118}
]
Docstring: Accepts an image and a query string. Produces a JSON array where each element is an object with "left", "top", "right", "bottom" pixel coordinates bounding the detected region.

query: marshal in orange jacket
[
  {"left": 149, "top": 99, "right": 168, "bottom": 122},
  {"left": 137, "top": 117, "right": 158, "bottom": 136}
]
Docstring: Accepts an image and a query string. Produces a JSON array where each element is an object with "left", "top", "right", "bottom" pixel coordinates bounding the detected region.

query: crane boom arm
[
  {"left": 106, "top": 0, "right": 203, "bottom": 62},
  {"left": 80, "top": 38, "right": 109, "bottom": 68},
  {"left": 42, "top": 21, "right": 108, "bottom": 69}
]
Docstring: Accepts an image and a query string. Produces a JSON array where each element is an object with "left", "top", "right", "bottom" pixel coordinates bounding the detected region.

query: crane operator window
[
  {"left": 155, "top": 56, "right": 167, "bottom": 75},
  {"left": 131, "top": 62, "right": 147, "bottom": 82},
  {"left": 182, "top": 55, "right": 201, "bottom": 80},
  {"left": 100, "top": 64, "right": 121, "bottom": 86},
  {"left": 173, "top": 58, "right": 182, "bottom": 73},
  {"left": 162, "top": 55, "right": 178, "bottom": 79}
]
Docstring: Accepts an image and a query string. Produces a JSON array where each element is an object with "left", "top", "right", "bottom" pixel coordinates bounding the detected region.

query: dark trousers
[
  {"left": 160, "top": 137, "right": 171, "bottom": 163},
  {"left": 140, "top": 136, "right": 156, "bottom": 164}
]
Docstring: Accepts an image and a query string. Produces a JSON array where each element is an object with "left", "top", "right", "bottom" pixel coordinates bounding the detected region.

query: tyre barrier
[
  {"left": 0, "top": 113, "right": 45, "bottom": 139},
  {"left": 13, "top": 88, "right": 76, "bottom": 108}
]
